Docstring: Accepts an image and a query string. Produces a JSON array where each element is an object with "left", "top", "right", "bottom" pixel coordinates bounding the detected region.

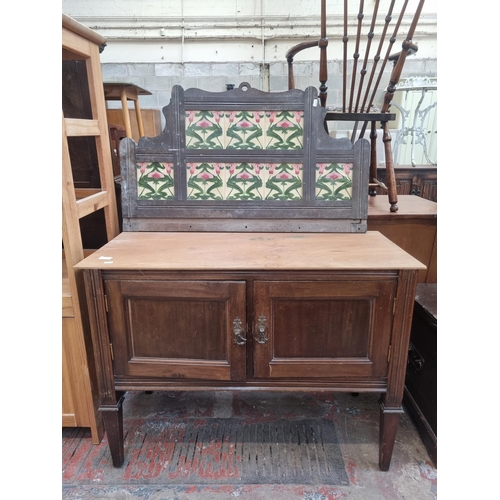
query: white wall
[
  {"left": 62, "top": 0, "right": 437, "bottom": 163},
  {"left": 62, "top": 0, "right": 437, "bottom": 64}
]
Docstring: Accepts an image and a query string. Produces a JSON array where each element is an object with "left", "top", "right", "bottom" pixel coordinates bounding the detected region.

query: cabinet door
[
  {"left": 253, "top": 279, "right": 396, "bottom": 379},
  {"left": 105, "top": 280, "right": 247, "bottom": 381}
]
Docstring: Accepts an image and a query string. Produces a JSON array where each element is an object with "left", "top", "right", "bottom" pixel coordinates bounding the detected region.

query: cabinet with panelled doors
[
  {"left": 77, "top": 231, "right": 424, "bottom": 471},
  {"left": 102, "top": 273, "right": 395, "bottom": 383}
]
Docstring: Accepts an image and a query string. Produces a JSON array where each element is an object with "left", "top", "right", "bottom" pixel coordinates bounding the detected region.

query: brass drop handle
[
  {"left": 233, "top": 317, "right": 247, "bottom": 345},
  {"left": 255, "top": 315, "right": 268, "bottom": 344}
]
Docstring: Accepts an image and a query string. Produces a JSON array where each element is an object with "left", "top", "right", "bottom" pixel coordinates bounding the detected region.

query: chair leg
[
  {"left": 369, "top": 122, "right": 378, "bottom": 196},
  {"left": 382, "top": 122, "right": 399, "bottom": 212}
]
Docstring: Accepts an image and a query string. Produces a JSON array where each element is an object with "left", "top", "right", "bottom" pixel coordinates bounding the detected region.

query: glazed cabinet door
[
  {"left": 253, "top": 278, "right": 397, "bottom": 380},
  {"left": 104, "top": 279, "right": 247, "bottom": 381}
]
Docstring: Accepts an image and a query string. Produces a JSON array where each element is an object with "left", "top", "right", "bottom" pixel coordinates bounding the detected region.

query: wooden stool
[{"left": 103, "top": 82, "right": 152, "bottom": 139}]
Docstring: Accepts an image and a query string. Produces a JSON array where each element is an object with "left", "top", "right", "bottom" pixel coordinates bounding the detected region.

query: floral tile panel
[
  {"left": 185, "top": 110, "right": 304, "bottom": 150},
  {"left": 187, "top": 162, "right": 303, "bottom": 201},
  {"left": 315, "top": 163, "right": 353, "bottom": 201},
  {"left": 135, "top": 161, "right": 353, "bottom": 201},
  {"left": 137, "top": 162, "right": 175, "bottom": 200}
]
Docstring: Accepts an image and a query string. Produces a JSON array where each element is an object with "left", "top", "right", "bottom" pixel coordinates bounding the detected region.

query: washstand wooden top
[{"left": 75, "top": 231, "right": 425, "bottom": 272}]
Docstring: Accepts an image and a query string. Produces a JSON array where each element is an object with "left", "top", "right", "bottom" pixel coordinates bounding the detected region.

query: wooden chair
[{"left": 286, "top": 0, "right": 426, "bottom": 212}]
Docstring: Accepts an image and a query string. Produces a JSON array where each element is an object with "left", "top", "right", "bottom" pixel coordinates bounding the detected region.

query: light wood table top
[
  {"left": 75, "top": 231, "right": 426, "bottom": 272},
  {"left": 103, "top": 82, "right": 152, "bottom": 99},
  {"left": 368, "top": 195, "right": 437, "bottom": 219}
]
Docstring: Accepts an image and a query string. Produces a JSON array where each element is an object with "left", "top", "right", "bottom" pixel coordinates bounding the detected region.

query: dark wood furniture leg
[
  {"left": 84, "top": 269, "right": 127, "bottom": 467},
  {"left": 318, "top": 0, "right": 328, "bottom": 108},
  {"left": 378, "top": 268, "right": 419, "bottom": 469},
  {"left": 379, "top": 395, "right": 404, "bottom": 471},
  {"left": 369, "top": 121, "right": 378, "bottom": 196},
  {"left": 100, "top": 392, "right": 126, "bottom": 467},
  {"left": 382, "top": 122, "right": 398, "bottom": 212}
]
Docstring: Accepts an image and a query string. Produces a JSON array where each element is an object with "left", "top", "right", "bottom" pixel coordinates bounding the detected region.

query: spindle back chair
[{"left": 286, "top": 0, "right": 426, "bottom": 212}]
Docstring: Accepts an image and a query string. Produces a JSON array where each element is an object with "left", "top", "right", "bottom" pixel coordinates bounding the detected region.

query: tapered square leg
[
  {"left": 100, "top": 394, "right": 125, "bottom": 468},
  {"left": 379, "top": 401, "right": 404, "bottom": 471}
]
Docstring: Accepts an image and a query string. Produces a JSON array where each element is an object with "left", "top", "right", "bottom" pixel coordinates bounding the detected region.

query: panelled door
[
  {"left": 252, "top": 278, "right": 397, "bottom": 379},
  {"left": 105, "top": 279, "right": 247, "bottom": 381}
]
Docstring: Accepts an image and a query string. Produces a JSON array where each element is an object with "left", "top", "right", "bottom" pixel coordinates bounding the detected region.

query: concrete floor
[{"left": 62, "top": 390, "right": 437, "bottom": 499}]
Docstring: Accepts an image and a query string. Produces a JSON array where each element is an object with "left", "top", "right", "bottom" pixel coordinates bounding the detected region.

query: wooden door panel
[
  {"left": 126, "top": 298, "right": 227, "bottom": 360},
  {"left": 273, "top": 298, "right": 371, "bottom": 358},
  {"left": 253, "top": 280, "right": 396, "bottom": 379},
  {"left": 105, "top": 280, "right": 246, "bottom": 381}
]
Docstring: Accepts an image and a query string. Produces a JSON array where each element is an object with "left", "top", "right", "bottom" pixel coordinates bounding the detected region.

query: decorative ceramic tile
[
  {"left": 186, "top": 162, "right": 226, "bottom": 200},
  {"left": 225, "top": 111, "right": 265, "bottom": 150},
  {"left": 185, "top": 110, "right": 226, "bottom": 149},
  {"left": 225, "top": 163, "right": 266, "bottom": 200},
  {"left": 265, "top": 163, "right": 303, "bottom": 200},
  {"left": 315, "top": 163, "right": 353, "bottom": 200},
  {"left": 265, "top": 111, "right": 304, "bottom": 150},
  {"left": 137, "top": 162, "right": 175, "bottom": 200}
]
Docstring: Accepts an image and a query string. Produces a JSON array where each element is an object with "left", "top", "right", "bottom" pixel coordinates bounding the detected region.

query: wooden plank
[
  {"left": 62, "top": 315, "right": 104, "bottom": 443},
  {"left": 62, "top": 27, "right": 92, "bottom": 59},
  {"left": 63, "top": 13, "right": 107, "bottom": 47},
  {"left": 62, "top": 258, "right": 74, "bottom": 317},
  {"left": 62, "top": 114, "right": 85, "bottom": 268},
  {"left": 75, "top": 231, "right": 426, "bottom": 271},
  {"left": 75, "top": 188, "right": 101, "bottom": 200},
  {"left": 64, "top": 118, "right": 100, "bottom": 137},
  {"left": 85, "top": 44, "right": 120, "bottom": 241},
  {"left": 76, "top": 191, "right": 112, "bottom": 219},
  {"left": 62, "top": 414, "right": 78, "bottom": 427},
  {"left": 62, "top": 297, "right": 74, "bottom": 317}
]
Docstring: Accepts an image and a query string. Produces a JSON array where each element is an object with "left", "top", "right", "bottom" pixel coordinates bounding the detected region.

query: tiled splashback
[
  {"left": 136, "top": 161, "right": 353, "bottom": 201},
  {"left": 122, "top": 83, "right": 369, "bottom": 232},
  {"left": 135, "top": 107, "right": 354, "bottom": 201}
]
